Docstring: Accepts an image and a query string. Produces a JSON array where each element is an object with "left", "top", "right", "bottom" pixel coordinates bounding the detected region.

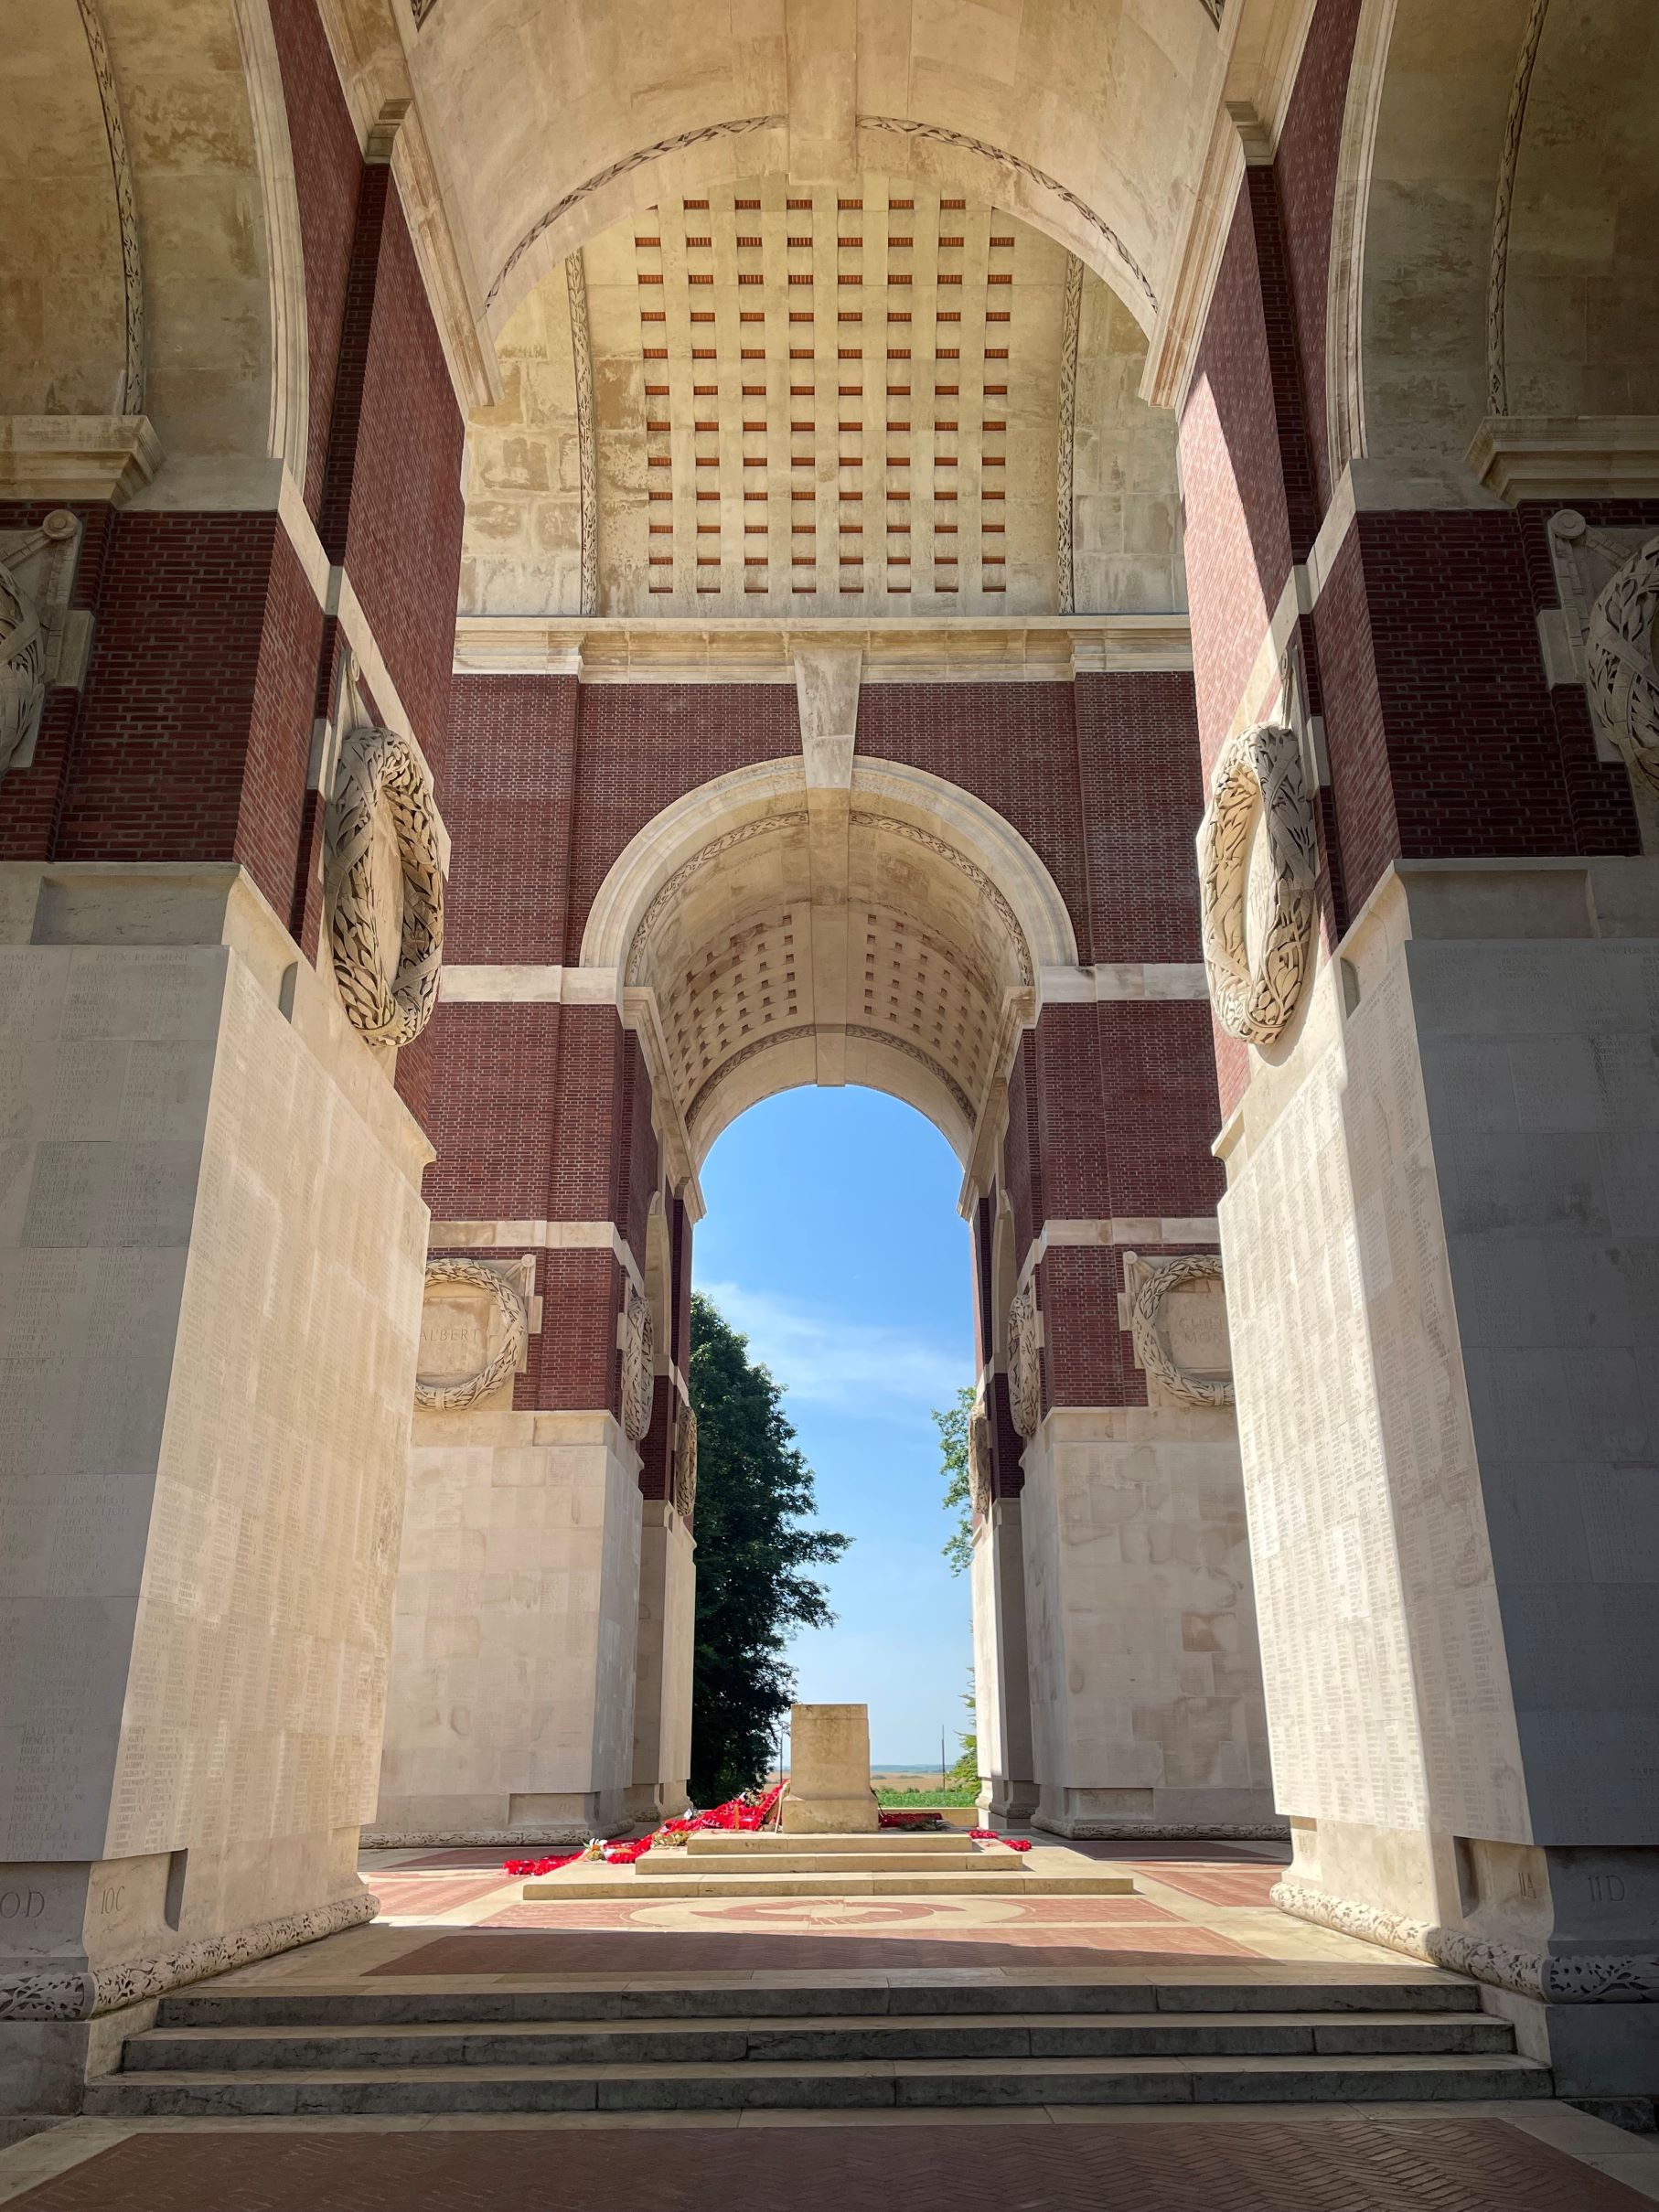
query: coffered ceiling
[{"left": 460, "top": 174, "right": 1182, "bottom": 625}]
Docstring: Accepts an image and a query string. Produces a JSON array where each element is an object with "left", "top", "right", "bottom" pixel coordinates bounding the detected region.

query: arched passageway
[
  {"left": 378, "top": 743, "right": 1264, "bottom": 1843},
  {"left": 4, "top": 0, "right": 1659, "bottom": 2125}
]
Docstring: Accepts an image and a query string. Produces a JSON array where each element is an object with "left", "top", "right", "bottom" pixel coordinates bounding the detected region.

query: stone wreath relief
[
  {"left": 1197, "top": 721, "right": 1317, "bottom": 1046},
  {"left": 324, "top": 722, "right": 445, "bottom": 1045},
  {"left": 413, "top": 1259, "right": 530, "bottom": 1411},
  {"left": 1587, "top": 531, "right": 1659, "bottom": 796}
]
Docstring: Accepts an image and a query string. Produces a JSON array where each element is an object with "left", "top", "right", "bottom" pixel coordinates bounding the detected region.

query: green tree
[
  {"left": 688, "top": 1292, "right": 850, "bottom": 1806},
  {"left": 934, "top": 1383, "right": 976, "bottom": 1576},
  {"left": 948, "top": 1674, "right": 979, "bottom": 1788}
]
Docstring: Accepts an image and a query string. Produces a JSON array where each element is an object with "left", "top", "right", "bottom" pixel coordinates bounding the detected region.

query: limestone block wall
[
  {"left": 1020, "top": 1409, "right": 1273, "bottom": 1839},
  {"left": 1218, "top": 859, "right": 1659, "bottom": 2087},
  {"left": 0, "top": 863, "right": 430, "bottom": 2001},
  {"left": 629, "top": 1501, "right": 696, "bottom": 1819},
  {"left": 373, "top": 1410, "right": 644, "bottom": 1843}
]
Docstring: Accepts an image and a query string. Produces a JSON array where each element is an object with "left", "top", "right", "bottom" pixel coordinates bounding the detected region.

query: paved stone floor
[{"left": 5, "top": 1841, "right": 1657, "bottom": 2207}]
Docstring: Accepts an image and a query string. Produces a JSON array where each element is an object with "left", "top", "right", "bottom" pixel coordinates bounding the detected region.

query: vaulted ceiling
[{"left": 461, "top": 173, "right": 1180, "bottom": 621}]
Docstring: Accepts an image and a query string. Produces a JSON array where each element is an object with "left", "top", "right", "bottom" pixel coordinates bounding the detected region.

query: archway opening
[{"left": 694, "top": 1084, "right": 974, "bottom": 1795}]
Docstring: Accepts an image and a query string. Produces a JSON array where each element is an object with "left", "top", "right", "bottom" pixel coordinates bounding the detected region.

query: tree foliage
[
  {"left": 935, "top": 1383, "right": 976, "bottom": 1576},
  {"left": 688, "top": 1292, "right": 850, "bottom": 1806}
]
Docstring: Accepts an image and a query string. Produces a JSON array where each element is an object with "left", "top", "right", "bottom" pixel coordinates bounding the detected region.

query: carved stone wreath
[
  {"left": 1197, "top": 722, "right": 1317, "bottom": 1047},
  {"left": 1587, "top": 532, "right": 1659, "bottom": 796},
  {"left": 0, "top": 557, "right": 45, "bottom": 783},
  {"left": 413, "top": 1258, "right": 529, "bottom": 1411},
  {"left": 620, "top": 1286, "right": 656, "bottom": 1442},
  {"left": 1007, "top": 1288, "right": 1042, "bottom": 1440},
  {"left": 1129, "top": 1254, "right": 1235, "bottom": 1410},
  {"left": 674, "top": 1401, "right": 698, "bottom": 1520},
  {"left": 969, "top": 1398, "right": 993, "bottom": 1518},
  {"left": 325, "top": 724, "right": 444, "bottom": 1045}
]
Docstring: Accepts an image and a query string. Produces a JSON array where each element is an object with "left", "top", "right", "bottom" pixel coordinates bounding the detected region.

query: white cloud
[{"left": 698, "top": 1278, "right": 969, "bottom": 1416}]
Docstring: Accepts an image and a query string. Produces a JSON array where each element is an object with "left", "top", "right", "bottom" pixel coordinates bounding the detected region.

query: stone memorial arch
[
  {"left": 375, "top": 707, "right": 1269, "bottom": 1848},
  {"left": 2, "top": 0, "right": 1659, "bottom": 2119}
]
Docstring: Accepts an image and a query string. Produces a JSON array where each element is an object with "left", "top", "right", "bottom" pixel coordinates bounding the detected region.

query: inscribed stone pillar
[
  {"left": 1221, "top": 858, "right": 1659, "bottom": 2097},
  {"left": 626, "top": 1499, "right": 696, "bottom": 1822},
  {"left": 0, "top": 862, "right": 430, "bottom": 2108},
  {"left": 970, "top": 1498, "right": 1038, "bottom": 1822}
]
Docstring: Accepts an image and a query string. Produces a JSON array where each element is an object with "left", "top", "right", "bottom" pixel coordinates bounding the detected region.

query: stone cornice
[
  {"left": 452, "top": 614, "right": 1193, "bottom": 684},
  {"left": 0, "top": 414, "right": 163, "bottom": 507},
  {"left": 1466, "top": 414, "right": 1659, "bottom": 505}
]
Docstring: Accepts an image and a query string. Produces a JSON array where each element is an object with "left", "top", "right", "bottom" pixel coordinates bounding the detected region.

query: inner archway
[{"left": 693, "top": 1084, "right": 975, "bottom": 1794}]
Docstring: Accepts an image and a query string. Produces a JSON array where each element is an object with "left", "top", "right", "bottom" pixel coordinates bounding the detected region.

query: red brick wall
[
  {"left": 1181, "top": 193, "right": 1293, "bottom": 763},
  {"left": 419, "top": 1001, "right": 565, "bottom": 1220},
  {"left": 241, "top": 529, "right": 326, "bottom": 920},
  {"left": 343, "top": 183, "right": 466, "bottom": 776},
  {"left": 444, "top": 675, "right": 581, "bottom": 964},
  {"left": 1071, "top": 672, "right": 1205, "bottom": 961},
  {"left": 616, "top": 1029, "right": 659, "bottom": 1269},
  {"left": 1273, "top": 0, "right": 1363, "bottom": 510},
  {"left": 52, "top": 512, "right": 318, "bottom": 916},
  {"left": 563, "top": 684, "right": 800, "bottom": 960},
  {"left": 268, "top": 0, "right": 361, "bottom": 518},
  {"left": 858, "top": 682, "right": 1090, "bottom": 960}
]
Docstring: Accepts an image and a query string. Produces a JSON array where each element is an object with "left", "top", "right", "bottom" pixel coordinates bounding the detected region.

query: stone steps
[
  {"left": 88, "top": 2050, "right": 1552, "bottom": 2118},
  {"left": 120, "top": 2010, "right": 1522, "bottom": 2071},
  {"left": 151, "top": 1977, "right": 1488, "bottom": 2027},
  {"left": 633, "top": 1849, "right": 1021, "bottom": 1876},
  {"left": 91, "top": 1974, "right": 1551, "bottom": 2117},
  {"left": 686, "top": 1832, "right": 977, "bottom": 1854},
  {"left": 522, "top": 1871, "right": 1130, "bottom": 1897}
]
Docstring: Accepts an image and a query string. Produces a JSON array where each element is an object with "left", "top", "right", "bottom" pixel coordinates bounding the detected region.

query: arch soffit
[
  {"left": 583, "top": 755, "right": 1080, "bottom": 1170},
  {"left": 580, "top": 755, "right": 1080, "bottom": 983},
  {"left": 406, "top": 0, "right": 1233, "bottom": 339}
]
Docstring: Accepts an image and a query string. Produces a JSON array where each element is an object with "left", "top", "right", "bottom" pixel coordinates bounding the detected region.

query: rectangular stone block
[{"left": 780, "top": 1704, "right": 878, "bottom": 1833}]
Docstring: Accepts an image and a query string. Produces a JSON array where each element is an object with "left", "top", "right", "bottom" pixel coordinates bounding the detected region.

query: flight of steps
[
  {"left": 87, "top": 1977, "right": 1552, "bottom": 2117},
  {"left": 523, "top": 1829, "right": 1135, "bottom": 1899}
]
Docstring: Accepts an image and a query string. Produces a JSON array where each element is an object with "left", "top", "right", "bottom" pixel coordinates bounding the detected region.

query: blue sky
[{"left": 694, "top": 1084, "right": 975, "bottom": 1767}]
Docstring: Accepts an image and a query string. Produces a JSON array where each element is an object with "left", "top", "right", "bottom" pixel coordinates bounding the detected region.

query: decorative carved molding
[
  {"left": 324, "top": 723, "right": 445, "bottom": 1045},
  {"left": 674, "top": 1402, "right": 698, "bottom": 1520},
  {"left": 0, "top": 571, "right": 43, "bottom": 785},
  {"left": 859, "top": 117, "right": 1157, "bottom": 313},
  {"left": 1007, "top": 1287, "right": 1042, "bottom": 1439},
  {"left": 0, "top": 1890, "right": 377, "bottom": 2022},
  {"left": 1487, "top": 0, "right": 1552, "bottom": 417},
  {"left": 75, "top": 0, "right": 144, "bottom": 414},
  {"left": 625, "top": 811, "right": 810, "bottom": 987},
  {"left": 233, "top": 0, "right": 309, "bottom": 479},
  {"left": 844, "top": 1023, "right": 976, "bottom": 1127},
  {"left": 620, "top": 1285, "right": 656, "bottom": 1442},
  {"left": 969, "top": 1397, "right": 993, "bottom": 1518},
  {"left": 1199, "top": 0, "right": 1225, "bottom": 23},
  {"left": 566, "top": 251, "right": 599, "bottom": 616},
  {"left": 1325, "top": 0, "right": 1395, "bottom": 484},
  {"left": 1197, "top": 721, "right": 1317, "bottom": 1046},
  {"left": 410, "top": 0, "right": 436, "bottom": 21},
  {"left": 847, "top": 809, "right": 1033, "bottom": 986},
  {"left": 1272, "top": 1880, "right": 1659, "bottom": 2004},
  {"left": 1127, "top": 1253, "right": 1235, "bottom": 1410},
  {"left": 680, "top": 1019, "right": 977, "bottom": 1135},
  {"left": 487, "top": 116, "right": 786, "bottom": 311},
  {"left": 414, "top": 1257, "right": 530, "bottom": 1411},
  {"left": 1586, "top": 532, "right": 1659, "bottom": 796},
  {"left": 1056, "top": 255, "right": 1082, "bottom": 616}
]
